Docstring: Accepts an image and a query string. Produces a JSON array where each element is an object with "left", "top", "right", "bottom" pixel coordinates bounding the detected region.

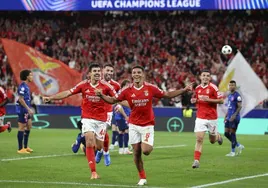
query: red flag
[{"left": 1, "top": 38, "right": 82, "bottom": 106}]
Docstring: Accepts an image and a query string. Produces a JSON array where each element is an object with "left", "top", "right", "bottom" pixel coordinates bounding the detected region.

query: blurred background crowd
[{"left": 0, "top": 10, "right": 267, "bottom": 108}]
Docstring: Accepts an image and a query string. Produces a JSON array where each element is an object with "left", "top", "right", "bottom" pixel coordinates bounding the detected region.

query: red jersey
[
  {"left": 195, "top": 83, "right": 223, "bottom": 120},
  {"left": 116, "top": 82, "right": 165, "bottom": 126},
  {"left": 105, "top": 79, "right": 120, "bottom": 112},
  {"left": 70, "top": 80, "right": 117, "bottom": 121},
  {"left": 0, "top": 87, "right": 7, "bottom": 116}
]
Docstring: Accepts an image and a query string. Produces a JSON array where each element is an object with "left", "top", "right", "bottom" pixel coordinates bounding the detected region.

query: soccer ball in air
[{"left": 221, "top": 45, "right": 232, "bottom": 55}]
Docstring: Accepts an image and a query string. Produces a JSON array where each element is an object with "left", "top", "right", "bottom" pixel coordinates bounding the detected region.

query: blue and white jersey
[
  {"left": 114, "top": 106, "right": 131, "bottom": 121},
  {"left": 16, "top": 82, "right": 31, "bottom": 112},
  {"left": 227, "top": 91, "right": 242, "bottom": 120}
]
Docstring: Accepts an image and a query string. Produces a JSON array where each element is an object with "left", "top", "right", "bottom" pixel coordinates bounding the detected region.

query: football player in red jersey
[
  {"left": 191, "top": 69, "right": 223, "bottom": 169},
  {"left": 95, "top": 63, "right": 121, "bottom": 166},
  {"left": 0, "top": 86, "right": 11, "bottom": 134},
  {"left": 95, "top": 65, "right": 192, "bottom": 186},
  {"left": 43, "top": 63, "right": 117, "bottom": 179}
]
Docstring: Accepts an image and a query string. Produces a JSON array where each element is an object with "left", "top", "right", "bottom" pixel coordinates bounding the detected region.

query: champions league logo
[{"left": 91, "top": 0, "right": 201, "bottom": 8}]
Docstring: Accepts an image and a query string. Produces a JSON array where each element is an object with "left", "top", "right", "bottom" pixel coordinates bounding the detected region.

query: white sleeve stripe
[{"left": 210, "top": 83, "right": 219, "bottom": 91}]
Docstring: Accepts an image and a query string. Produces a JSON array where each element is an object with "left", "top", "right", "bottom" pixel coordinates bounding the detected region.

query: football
[{"left": 221, "top": 45, "right": 232, "bottom": 55}]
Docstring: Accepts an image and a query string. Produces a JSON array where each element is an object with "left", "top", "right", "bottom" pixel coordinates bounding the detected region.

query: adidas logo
[{"left": 131, "top": 93, "right": 136, "bottom": 97}]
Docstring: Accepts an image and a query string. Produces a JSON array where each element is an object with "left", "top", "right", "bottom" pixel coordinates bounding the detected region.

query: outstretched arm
[
  {"left": 95, "top": 89, "right": 119, "bottom": 104},
  {"left": 43, "top": 90, "right": 72, "bottom": 103},
  {"left": 163, "top": 83, "right": 193, "bottom": 98}
]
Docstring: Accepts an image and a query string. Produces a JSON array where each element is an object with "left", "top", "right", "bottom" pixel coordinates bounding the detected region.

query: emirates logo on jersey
[{"left": 144, "top": 90, "right": 149, "bottom": 96}]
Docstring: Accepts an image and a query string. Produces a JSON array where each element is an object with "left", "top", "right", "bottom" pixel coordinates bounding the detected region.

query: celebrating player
[
  {"left": 95, "top": 65, "right": 192, "bottom": 185},
  {"left": 0, "top": 86, "right": 11, "bottom": 134},
  {"left": 95, "top": 63, "right": 121, "bottom": 166},
  {"left": 224, "top": 80, "right": 244, "bottom": 157},
  {"left": 191, "top": 69, "right": 223, "bottom": 168},
  {"left": 43, "top": 63, "right": 116, "bottom": 179},
  {"left": 16, "top": 70, "right": 34, "bottom": 154}
]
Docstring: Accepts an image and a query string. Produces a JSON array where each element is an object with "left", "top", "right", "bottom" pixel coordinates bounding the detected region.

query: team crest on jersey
[
  {"left": 144, "top": 90, "right": 149, "bottom": 96},
  {"left": 206, "top": 89, "right": 210, "bottom": 94},
  {"left": 198, "top": 90, "right": 201, "bottom": 93}
]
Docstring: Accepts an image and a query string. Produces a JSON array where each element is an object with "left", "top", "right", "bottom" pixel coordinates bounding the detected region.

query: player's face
[
  {"left": 27, "top": 72, "right": 33, "bottom": 82},
  {"left": 132, "top": 68, "right": 144, "bottom": 83},
  {"left": 90, "top": 67, "right": 101, "bottom": 81},
  {"left": 103, "top": 66, "right": 114, "bottom": 81},
  {"left": 200, "top": 72, "right": 211, "bottom": 85},
  {"left": 229, "top": 83, "right": 236, "bottom": 92}
]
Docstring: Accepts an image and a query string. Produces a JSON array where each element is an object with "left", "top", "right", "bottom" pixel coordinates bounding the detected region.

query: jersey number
[{"left": 144, "top": 133, "right": 150, "bottom": 142}]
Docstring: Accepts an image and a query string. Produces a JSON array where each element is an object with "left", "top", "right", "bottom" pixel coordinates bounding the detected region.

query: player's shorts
[
  {"left": 111, "top": 113, "right": 116, "bottom": 126},
  {"left": 194, "top": 118, "right": 218, "bottom": 136},
  {"left": 106, "top": 112, "right": 113, "bottom": 126},
  {"left": 81, "top": 118, "right": 107, "bottom": 141},
  {"left": 116, "top": 119, "right": 129, "bottom": 131},
  {"left": 17, "top": 110, "right": 31, "bottom": 124},
  {"left": 225, "top": 119, "right": 240, "bottom": 129},
  {"left": 128, "top": 124, "right": 154, "bottom": 146},
  {"left": 0, "top": 115, "right": 4, "bottom": 126}
]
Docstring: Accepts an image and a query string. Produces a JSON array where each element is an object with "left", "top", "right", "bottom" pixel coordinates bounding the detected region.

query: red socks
[
  {"left": 86, "top": 147, "right": 96, "bottom": 172},
  {"left": 194, "top": 150, "right": 201, "bottom": 161},
  {"left": 103, "top": 133, "right": 109, "bottom": 152},
  {"left": 0, "top": 125, "right": 8, "bottom": 133},
  {"left": 139, "top": 170, "right": 146, "bottom": 179}
]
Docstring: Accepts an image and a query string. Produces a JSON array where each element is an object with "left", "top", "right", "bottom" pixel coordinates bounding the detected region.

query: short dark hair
[
  {"left": 132, "top": 65, "right": 145, "bottom": 72},
  {"left": 200, "top": 69, "right": 210, "bottom": 75},
  {"left": 20, "top": 69, "right": 31, "bottom": 81},
  {"left": 89, "top": 63, "right": 101, "bottom": 72},
  {"left": 103, "top": 63, "right": 114, "bottom": 69},
  {"left": 121, "top": 79, "right": 131, "bottom": 88},
  {"left": 229, "top": 80, "right": 236, "bottom": 85}
]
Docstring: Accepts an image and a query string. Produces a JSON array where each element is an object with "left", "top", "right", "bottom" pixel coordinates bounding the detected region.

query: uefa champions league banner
[
  {"left": 0, "top": 0, "right": 267, "bottom": 11},
  {"left": 1, "top": 38, "right": 82, "bottom": 106}
]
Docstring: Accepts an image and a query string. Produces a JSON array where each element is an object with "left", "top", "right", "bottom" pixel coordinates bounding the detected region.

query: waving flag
[
  {"left": 1, "top": 38, "right": 82, "bottom": 106},
  {"left": 218, "top": 51, "right": 268, "bottom": 117}
]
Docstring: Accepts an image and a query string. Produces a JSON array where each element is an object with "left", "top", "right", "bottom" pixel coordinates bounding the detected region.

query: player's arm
[
  {"left": 202, "top": 98, "right": 224, "bottom": 104},
  {"left": 230, "top": 100, "right": 242, "bottom": 121},
  {"left": 43, "top": 90, "right": 72, "bottom": 103},
  {"left": 117, "top": 106, "right": 129, "bottom": 120},
  {"left": 95, "top": 89, "right": 118, "bottom": 104},
  {"left": 119, "top": 100, "right": 130, "bottom": 108},
  {"left": 0, "top": 87, "right": 8, "bottom": 107},
  {"left": 163, "top": 83, "right": 193, "bottom": 98},
  {"left": 18, "top": 95, "right": 33, "bottom": 114}
]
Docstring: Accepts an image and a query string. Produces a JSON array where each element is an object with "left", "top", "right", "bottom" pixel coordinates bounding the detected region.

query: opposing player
[
  {"left": 95, "top": 63, "right": 121, "bottom": 166},
  {"left": 0, "top": 86, "right": 11, "bottom": 134},
  {"left": 224, "top": 80, "right": 244, "bottom": 157},
  {"left": 115, "top": 80, "right": 132, "bottom": 155},
  {"left": 191, "top": 70, "right": 223, "bottom": 168},
  {"left": 95, "top": 65, "right": 192, "bottom": 185},
  {"left": 16, "top": 70, "right": 34, "bottom": 154},
  {"left": 43, "top": 63, "right": 117, "bottom": 179},
  {"left": 71, "top": 120, "right": 86, "bottom": 155}
]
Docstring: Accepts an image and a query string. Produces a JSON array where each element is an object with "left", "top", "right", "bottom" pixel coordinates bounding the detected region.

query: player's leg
[
  {"left": 117, "top": 119, "right": 126, "bottom": 154},
  {"left": 208, "top": 119, "right": 222, "bottom": 145},
  {"left": 17, "top": 112, "right": 30, "bottom": 154},
  {"left": 140, "top": 126, "right": 154, "bottom": 156},
  {"left": 102, "top": 112, "right": 112, "bottom": 154},
  {"left": 82, "top": 119, "right": 99, "bottom": 179},
  {"left": 0, "top": 116, "right": 11, "bottom": 133},
  {"left": 110, "top": 123, "right": 118, "bottom": 149},
  {"left": 129, "top": 124, "right": 147, "bottom": 185},
  {"left": 224, "top": 121, "right": 232, "bottom": 142},
  {"left": 231, "top": 120, "right": 244, "bottom": 155},
  {"left": 72, "top": 133, "right": 83, "bottom": 153},
  {"left": 192, "top": 118, "right": 207, "bottom": 168},
  {"left": 24, "top": 118, "right": 33, "bottom": 152}
]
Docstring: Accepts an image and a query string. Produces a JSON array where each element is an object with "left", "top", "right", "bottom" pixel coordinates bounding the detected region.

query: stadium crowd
[{"left": 0, "top": 11, "right": 267, "bottom": 107}]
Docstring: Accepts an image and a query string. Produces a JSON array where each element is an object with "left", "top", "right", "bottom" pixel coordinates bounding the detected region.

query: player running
[
  {"left": 95, "top": 65, "right": 192, "bottom": 186},
  {"left": 43, "top": 63, "right": 117, "bottom": 179},
  {"left": 224, "top": 80, "right": 244, "bottom": 157},
  {"left": 191, "top": 69, "right": 223, "bottom": 168}
]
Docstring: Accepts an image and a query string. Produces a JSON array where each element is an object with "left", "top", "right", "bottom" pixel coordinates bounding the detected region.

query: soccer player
[
  {"left": 115, "top": 80, "right": 132, "bottom": 155},
  {"left": 190, "top": 69, "right": 223, "bottom": 168},
  {"left": 0, "top": 86, "right": 11, "bottom": 134},
  {"left": 71, "top": 120, "right": 86, "bottom": 155},
  {"left": 43, "top": 63, "right": 117, "bottom": 179},
  {"left": 16, "top": 70, "right": 34, "bottom": 154},
  {"left": 95, "top": 65, "right": 192, "bottom": 185},
  {"left": 224, "top": 80, "right": 244, "bottom": 157},
  {"left": 95, "top": 63, "right": 121, "bottom": 166}
]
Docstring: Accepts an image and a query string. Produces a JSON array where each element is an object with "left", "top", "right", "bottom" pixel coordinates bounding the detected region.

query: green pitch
[{"left": 0, "top": 129, "right": 267, "bottom": 188}]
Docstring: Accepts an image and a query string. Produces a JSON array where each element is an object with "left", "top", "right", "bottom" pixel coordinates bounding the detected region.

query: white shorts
[
  {"left": 106, "top": 112, "right": 113, "bottom": 126},
  {"left": 81, "top": 118, "right": 107, "bottom": 141},
  {"left": 194, "top": 118, "right": 218, "bottom": 135},
  {"left": 129, "top": 124, "right": 154, "bottom": 146},
  {"left": 0, "top": 116, "right": 4, "bottom": 126}
]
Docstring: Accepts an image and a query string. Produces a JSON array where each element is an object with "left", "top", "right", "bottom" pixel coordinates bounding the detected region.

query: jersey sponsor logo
[{"left": 132, "top": 99, "right": 149, "bottom": 107}]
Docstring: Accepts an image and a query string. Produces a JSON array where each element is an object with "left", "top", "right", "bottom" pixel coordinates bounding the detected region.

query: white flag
[{"left": 218, "top": 51, "right": 268, "bottom": 117}]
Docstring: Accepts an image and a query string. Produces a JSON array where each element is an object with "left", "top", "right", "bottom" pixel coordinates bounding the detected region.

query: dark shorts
[
  {"left": 111, "top": 114, "right": 116, "bottom": 125},
  {"left": 116, "top": 119, "right": 129, "bottom": 131},
  {"left": 225, "top": 119, "right": 240, "bottom": 129},
  {"left": 16, "top": 106, "right": 31, "bottom": 123}
]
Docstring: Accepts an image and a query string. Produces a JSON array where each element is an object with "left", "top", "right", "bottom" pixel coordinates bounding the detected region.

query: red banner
[{"left": 1, "top": 38, "right": 82, "bottom": 106}]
